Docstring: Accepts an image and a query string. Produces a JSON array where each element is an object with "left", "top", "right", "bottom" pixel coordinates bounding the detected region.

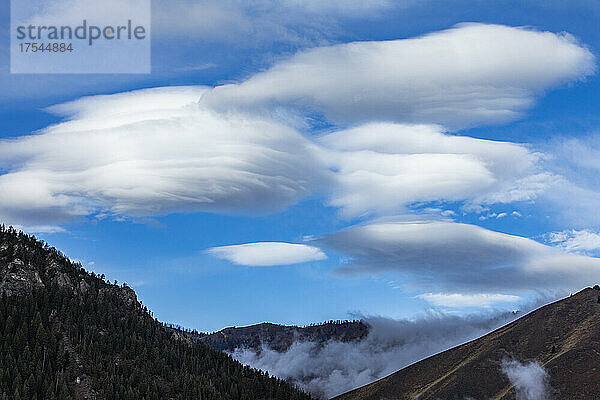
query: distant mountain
[
  {"left": 0, "top": 226, "right": 313, "bottom": 400},
  {"left": 335, "top": 287, "right": 600, "bottom": 400},
  {"left": 200, "top": 321, "right": 369, "bottom": 353}
]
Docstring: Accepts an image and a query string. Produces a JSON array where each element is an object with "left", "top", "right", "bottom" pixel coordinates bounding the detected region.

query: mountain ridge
[{"left": 199, "top": 320, "right": 369, "bottom": 353}]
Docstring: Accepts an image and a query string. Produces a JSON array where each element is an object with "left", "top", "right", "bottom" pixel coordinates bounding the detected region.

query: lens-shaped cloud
[
  {"left": 0, "top": 24, "right": 596, "bottom": 230},
  {"left": 202, "top": 23, "right": 594, "bottom": 128},
  {"left": 319, "top": 218, "right": 600, "bottom": 292},
  {"left": 207, "top": 242, "right": 327, "bottom": 266},
  {"left": 319, "top": 123, "right": 550, "bottom": 217},
  {"left": 0, "top": 86, "right": 329, "bottom": 228},
  {"left": 415, "top": 293, "right": 522, "bottom": 308}
]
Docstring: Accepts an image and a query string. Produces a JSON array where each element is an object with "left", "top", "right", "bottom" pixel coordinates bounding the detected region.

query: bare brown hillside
[{"left": 335, "top": 287, "right": 600, "bottom": 400}]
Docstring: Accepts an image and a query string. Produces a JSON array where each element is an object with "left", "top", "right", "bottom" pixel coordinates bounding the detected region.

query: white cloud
[
  {"left": 319, "top": 218, "right": 600, "bottom": 292},
  {"left": 0, "top": 97, "right": 560, "bottom": 228},
  {"left": 0, "top": 86, "right": 329, "bottom": 227},
  {"left": 202, "top": 23, "right": 594, "bottom": 128},
  {"left": 478, "top": 211, "right": 521, "bottom": 221},
  {"left": 17, "top": 0, "right": 394, "bottom": 46},
  {"left": 501, "top": 358, "right": 551, "bottom": 400},
  {"left": 319, "top": 123, "right": 548, "bottom": 217},
  {"left": 153, "top": 1, "right": 254, "bottom": 42},
  {"left": 153, "top": 0, "right": 394, "bottom": 44},
  {"left": 282, "top": 0, "right": 393, "bottom": 15},
  {"left": 1, "top": 24, "right": 596, "bottom": 229},
  {"left": 16, "top": 0, "right": 149, "bottom": 27},
  {"left": 231, "top": 305, "right": 550, "bottom": 398},
  {"left": 206, "top": 242, "right": 327, "bottom": 266},
  {"left": 416, "top": 293, "right": 522, "bottom": 308},
  {"left": 536, "top": 135, "right": 600, "bottom": 225},
  {"left": 546, "top": 229, "right": 600, "bottom": 255}
]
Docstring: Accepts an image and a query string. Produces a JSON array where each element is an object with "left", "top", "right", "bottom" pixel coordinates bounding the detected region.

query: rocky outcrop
[
  {"left": 54, "top": 272, "right": 73, "bottom": 289},
  {"left": 0, "top": 258, "right": 45, "bottom": 296},
  {"left": 78, "top": 279, "right": 91, "bottom": 294},
  {"left": 120, "top": 285, "right": 137, "bottom": 306}
]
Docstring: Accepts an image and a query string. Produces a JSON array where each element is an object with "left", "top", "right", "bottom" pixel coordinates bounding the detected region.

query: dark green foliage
[{"left": 0, "top": 225, "right": 312, "bottom": 400}]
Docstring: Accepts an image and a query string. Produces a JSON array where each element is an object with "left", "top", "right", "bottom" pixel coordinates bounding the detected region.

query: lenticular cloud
[
  {"left": 202, "top": 23, "right": 594, "bottom": 128},
  {"left": 0, "top": 93, "right": 556, "bottom": 230},
  {"left": 0, "top": 86, "right": 329, "bottom": 227},
  {"left": 0, "top": 24, "right": 595, "bottom": 230},
  {"left": 207, "top": 242, "right": 327, "bottom": 266},
  {"left": 318, "top": 218, "right": 600, "bottom": 292},
  {"left": 319, "top": 123, "right": 549, "bottom": 217}
]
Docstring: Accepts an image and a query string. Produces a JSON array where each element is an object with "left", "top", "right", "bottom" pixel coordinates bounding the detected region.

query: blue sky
[{"left": 2, "top": 1, "right": 600, "bottom": 331}]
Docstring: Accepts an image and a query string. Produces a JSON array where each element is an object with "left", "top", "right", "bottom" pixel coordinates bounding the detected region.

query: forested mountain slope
[
  {"left": 200, "top": 320, "right": 369, "bottom": 353},
  {"left": 0, "top": 226, "right": 313, "bottom": 400}
]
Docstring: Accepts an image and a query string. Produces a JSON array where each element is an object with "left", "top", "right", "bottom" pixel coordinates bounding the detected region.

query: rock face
[
  {"left": 54, "top": 272, "right": 73, "bottom": 289},
  {"left": 0, "top": 258, "right": 45, "bottom": 296},
  {"left": 335, "top": 287, "right": 600, "bottom": 400},
  {"left": 78, "top": 279, "right": 91, "bottom": 294},
  {"left": 120, "top": 285, "right": 138, "bottom": 306}
]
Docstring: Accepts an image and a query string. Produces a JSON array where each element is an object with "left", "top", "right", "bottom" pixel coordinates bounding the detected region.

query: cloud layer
[
  {"left": 2, "top": 24, "right": 595, "bottom": 230},
  {"left": 202, "top": 23, "right": 594, "bottom": 128},
  {"left": 320, "top": 123, "right": 548, "bottom": 217},
  {"left": 416, "top": 293, "right": 522, "bottom": 308},
  {"left": 0, "top": 87, "right": 328, "bottom": 228},
  {"left": 231, "top": 308, "right": 545, "bottom": 399},
  {"left": 207, "top": 242, "right": 326, "bottom": 266},
  {"left": 19, "top": 0, "right": 393, "bottom": 48},
  {"left": 153, "top": 0, "right": 393, "bottom": 45},
  {"left": 0, "top": 95, "right": 561, "bottom": 228},
  {"left": 545, "top": 229, "right": 600, "bottom": 256},
  {"left": 538, "top": 136, "right": 600, "bottom": 226},
  {"left": 319, "top": 218, "right": 600, "bottom": 292},
  {"left": 501, "top": 358, "right": 552, "bottom": 400}
]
